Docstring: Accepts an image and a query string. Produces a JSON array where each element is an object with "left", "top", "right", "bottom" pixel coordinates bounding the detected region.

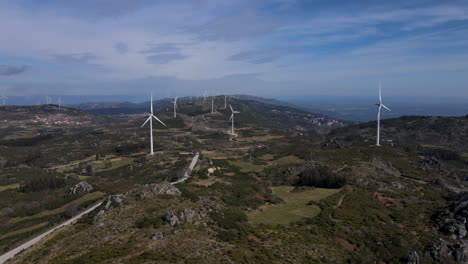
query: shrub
[
  {"left": 211, "top": 208, "right": 247, "bottom": 229},
  {"left": 296, "top": 166, "right": 346, "bottom": 188},
  {"left": 19, "top": 176, "right": 66, "bottom": 193}
]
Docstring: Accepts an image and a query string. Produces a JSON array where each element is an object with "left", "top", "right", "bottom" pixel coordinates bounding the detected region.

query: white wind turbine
[
  {"left": 375, "top": 82, "right": 391, "bottom": 146},
  {"left": 229, "top": 104, "right": 240, "bottom": 135},
  {"left": 203, "top": 90, "right": 207, "bottom": 103},
  {"left": 45, "top": 96, "right": 52, "bottom": 104},
  {"left": 141, "top": 93, "right": 167, "bottom": 155},
  {"left": 224, "top": 94, "right": 228, "bottom": 109},
  {"left": 211, "top": 96, "right": 215, "bottom": 114},
  {"left": 0, "top": 89, "right": 7, "bottom": 106},
  {"left": 56, "top": 96, "right": 63, "bottom": 109},
  {"left": 173, "top": 96, "right": 179, "bottom": 118}
]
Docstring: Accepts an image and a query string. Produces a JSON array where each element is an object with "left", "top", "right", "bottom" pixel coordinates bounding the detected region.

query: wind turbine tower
[
  {"left": 141, "top": 93, "right": 167, "bottom": 155},
  {"left": 173, "top": 97, "right": 178, "bottom": 118},
  {"left": 45, "top": 96, "right": 52, "bottom": 104},
  {"left": 56, "top": 96, "right": 63, "bottom": 109},
  {"left": 375, "top": 82, "right": 391, "bottom": 146},
  {"left": 229, "top": 104, "right": 240, "bottom": 135},
  {"left": 0, "top": 89, "right": 7, "bottom": 106},
  {"left": 203, "top": 90, "right": 207, "bottom": 103},
  {"left": 211, "top": 96, "right": 215, "bottom": 114}
]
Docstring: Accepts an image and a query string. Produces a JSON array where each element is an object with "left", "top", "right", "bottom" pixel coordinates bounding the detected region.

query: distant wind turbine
[
  {"left": 56, "top": 96, "right": 63, "bottom": 109},
  {"left": 141, "top": 93, "right": 167, "bottom": 155},
  {"left": 211, "top": 96, "right": 215, "bottom": 114},
  {"left": 203, "top": 90, "right": 207, "bottom": 103},
  {"left": 229, "top": 104, "right": 240, "bottom": 135},
  {"left": 45, "top": 96, "right": 52, "bottom": 104},
  {"left": 375, "top": 82, "right": 391, "bottom": 146},
  {"left": 224, "top": 94, "right": 228, "bottom": 109},
  {"left": 0, "top": 90, "right": 7, "bottom": 106},
  {"left": 173, "top": 96, "right": 179, "bottom": 118}
]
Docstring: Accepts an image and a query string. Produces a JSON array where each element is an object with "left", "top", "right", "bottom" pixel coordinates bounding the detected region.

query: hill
[{"left": 1, "top": 100, "right": 467, "bottom": 264}]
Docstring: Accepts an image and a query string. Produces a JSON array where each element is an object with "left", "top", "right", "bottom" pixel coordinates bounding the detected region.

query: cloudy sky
[{"left": 1, "top": 0, "right": 468, "bottom": 98}]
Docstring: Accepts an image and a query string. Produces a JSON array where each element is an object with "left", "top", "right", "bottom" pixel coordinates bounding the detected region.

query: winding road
[{"left": 0, "top": 151, "right": 200, "bottom": 264}]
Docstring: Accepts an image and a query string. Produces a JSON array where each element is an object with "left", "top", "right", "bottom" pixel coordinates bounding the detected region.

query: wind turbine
[
  {"left": 141, "top": 93, "right": 167, "bottom": 155},
  {"left": 229, "top": 104, "right": 240, "bottom": 135},
  {"left": 211, "top": 96, "right": 215, "bottom": 114},
  {"left": 224, "top": 94, "right": 228, "bottom": 109},
  {"left": 203, "top": 89, "right": 207, "bottom": 103},
  {"left": 173, "top": 96, "right": 178, "bottom": 118},
  {"left": 56, "top": 96, "right": 63, "bottom": 109},
  {"left": 0, "top": 89, "right": 7, "bottom": 106},
  {"left": 45, "top": 96, "right": 52, "bottom": 104},
  {"left": 375, "top": 82, "right": 391, "bottom": 146}
]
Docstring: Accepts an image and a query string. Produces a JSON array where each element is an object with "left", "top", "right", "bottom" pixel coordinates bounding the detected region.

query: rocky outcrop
[
  {"left": 69, "top": 181, "right": 93, "bottom": 194},
  {"left": 433, "top": 195, "right": 468, "bottom": 263},
  {"left": 133, "top": 181, "right": 181, "bottom": 199},
  {"left": 164, "top": 208, "right": 199, "bottom": 226},
  {"left": 431, "top": 178, "right": 462, "bottom": 194},
  {"left": 406, "top": 251, "right": 419, "bottom": 264},
  {"left": 151, "top": 231, "right": 164, "bottom": 240},
  {"left": 152, "top": 181, "right": 181, "bottom": 196},
  {"left": 419, "top": 155, "right": 441, "bottom": 170},
  {"left": 179, "top": 208, "right": 196, "bottom": 223},
  {"left": 104, "top": 194, "right": 123, "bottom": 209},
  {"left": 164, "top": 211, "right": 180, "bottom": 226}
]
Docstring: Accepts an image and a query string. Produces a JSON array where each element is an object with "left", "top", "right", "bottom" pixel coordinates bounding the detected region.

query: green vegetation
[{"left": 248, "top": 186, "right": 341, "bottom": 225}]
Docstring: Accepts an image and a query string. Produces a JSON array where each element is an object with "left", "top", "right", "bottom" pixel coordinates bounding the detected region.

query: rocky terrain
[{"left": 0, "top": 98, "right": 467, "bottom": 263}]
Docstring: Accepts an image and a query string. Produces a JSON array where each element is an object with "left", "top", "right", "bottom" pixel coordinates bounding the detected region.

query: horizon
[{"left": 1, "top": 0, "right": 468, "bottom": 98}]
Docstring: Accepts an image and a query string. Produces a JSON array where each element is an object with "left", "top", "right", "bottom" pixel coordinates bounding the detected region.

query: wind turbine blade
[
  {"left": 152, "top": 115, "right": 167, "bottom": 127},
  {"left": 379, "top": 82, "right": 382, "bottom": 103},
  {"left": 150, "top": 93, "right": 154, "bottom": 114},
  {"left": 229, "top": 114, "right": 233, "bottom": 121},
  {"left": 141, "top": 116, "right": 151, "bottom": 127},
  {"left": 229, "top": 105, "right": 234, "bottom": 112},
  {"left": 381, "top": 104, "right": 391, "bottom": 111}
]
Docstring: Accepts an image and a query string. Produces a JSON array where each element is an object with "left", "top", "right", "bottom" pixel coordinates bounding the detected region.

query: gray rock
[
  {"left": 151, "top": 181, "right": 181, "bottom": 196},
  {"left": 104, "top": 194, "right": 123, "bottom": 210},
  {"left": 179, "top": 208, "right": 196, "bottom": 223},
  {"left": 151, "top": 231, "right": 164, "bottom": 240},
  {"left": 164, "top": 211, "right": 180, "bottom": 226},
  {"left": 391, "top": 181, "right": 405, "bottom": 190},
  {"left": 134, "top": 182, "right": 181, "bottom": 199},
  {"left": 69, "top": 181, "right": 93, "bottom": 194},
  {"left": 406, "top": 251, "right": 419, "bottom": 264}
]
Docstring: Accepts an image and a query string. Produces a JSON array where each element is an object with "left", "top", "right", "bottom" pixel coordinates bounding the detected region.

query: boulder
[
  {"left": 179, "top": 208, "right": 196, "bottom": 223},
  {"left": 406, "top": 251, "right": 419, "bottom": 264},
  {"left": 69, "top": 181, "right": 93, "bottom": 194},
  {"left": 164, "top": 211, "right": 180, "bottom": 226},
  {"left": 104, "top": 194, "right": 123, "bottom": 210},
  {"left": 151, "top": 231, "right": 164, "bottom": 240}
]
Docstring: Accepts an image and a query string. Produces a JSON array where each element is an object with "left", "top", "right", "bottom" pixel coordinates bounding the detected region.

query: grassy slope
[{"left": 249, "top": 186, "right": 341, "bottom": 225}]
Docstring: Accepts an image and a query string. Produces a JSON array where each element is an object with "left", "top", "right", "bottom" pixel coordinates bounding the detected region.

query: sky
[{"left": 1, "top": 0, "right": 468, "bottom": 99}]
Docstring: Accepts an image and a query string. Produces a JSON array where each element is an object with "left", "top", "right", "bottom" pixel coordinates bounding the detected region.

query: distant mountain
[{"left": 70, "top": 96, "right": 345, "bottom": 134}]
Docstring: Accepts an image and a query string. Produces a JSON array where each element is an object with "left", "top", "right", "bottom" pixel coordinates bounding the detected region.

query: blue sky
[{"left": 0, "top": 0, "right": 468, "bottom": 98}]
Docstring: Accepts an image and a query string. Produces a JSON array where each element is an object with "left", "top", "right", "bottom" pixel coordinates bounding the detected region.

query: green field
[
  {"left": 229, "top": 160, "right": 266, "bottom": 172},
  {"left": 248, "top": 186, "right": 341, "bottom": 225}
]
